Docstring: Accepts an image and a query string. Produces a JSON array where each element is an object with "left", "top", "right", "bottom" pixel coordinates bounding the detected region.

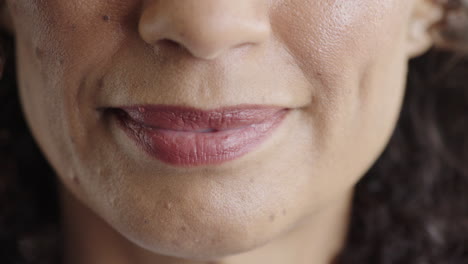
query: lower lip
[{"left": 114, "top": 109, "right": 289, "bottom": 167}]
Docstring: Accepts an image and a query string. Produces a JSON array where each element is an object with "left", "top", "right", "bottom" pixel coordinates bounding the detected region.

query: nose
[{"left": 138, "top": 0, "right": 271, "bottom": 60}]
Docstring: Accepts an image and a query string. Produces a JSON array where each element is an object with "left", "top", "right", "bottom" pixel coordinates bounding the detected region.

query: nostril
[
  {"left": 150, "top": 38, "right": 194, "bottom": 56},
  {"left": 139, "top": 1, "right": 271, "bottom": 60},
  {"left": 157, "top": 39, "right": 185, "bottom": 51},
  {"left": 160, "top": 39, "right": 181, "bottom": 48}
]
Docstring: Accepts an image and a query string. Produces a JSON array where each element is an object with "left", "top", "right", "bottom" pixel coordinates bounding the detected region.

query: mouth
[{"left": 107, "top": 105, "right": 290, "bottom": 167}]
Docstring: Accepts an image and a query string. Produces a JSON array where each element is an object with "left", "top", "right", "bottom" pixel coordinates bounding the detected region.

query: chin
[
  {"left": 94, "top": 188, "right": 299, "bottom": 261},
  {"left": 115, "top": 215, "right": 284, "bottom": 260}
]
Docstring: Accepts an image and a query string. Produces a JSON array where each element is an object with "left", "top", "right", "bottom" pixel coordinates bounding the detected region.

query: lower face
[{"left": 10, "top": 0, "right": 412, "bottom": 259}]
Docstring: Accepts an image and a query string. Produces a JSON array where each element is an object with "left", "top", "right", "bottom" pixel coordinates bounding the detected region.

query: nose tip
[{"left": 138, "top": 1, "right": 271, "bottom": 60}]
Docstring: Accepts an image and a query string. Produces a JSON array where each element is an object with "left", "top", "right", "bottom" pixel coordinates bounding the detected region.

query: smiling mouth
[{"left": 108, "top": 105, "right": 290, "bottom": 167}]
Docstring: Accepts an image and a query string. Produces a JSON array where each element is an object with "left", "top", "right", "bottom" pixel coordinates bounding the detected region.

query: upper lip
[{"left": 112, "top": 105, "right": 290, "bottom": 132}]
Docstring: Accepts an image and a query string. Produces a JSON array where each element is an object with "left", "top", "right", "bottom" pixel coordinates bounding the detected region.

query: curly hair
[
  {"left": 0, "top": 28, "right": 61, "bottom": 263},
  {"left": 0, "top": 1, "right": 467, "bottom": 263}
]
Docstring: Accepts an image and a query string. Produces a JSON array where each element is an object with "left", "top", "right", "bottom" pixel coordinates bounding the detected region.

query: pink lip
[{"left": 111, "top": 105, "right": 289, "bottom": 167}]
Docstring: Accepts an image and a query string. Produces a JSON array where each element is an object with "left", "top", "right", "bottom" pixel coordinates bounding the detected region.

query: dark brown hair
[{"left": 0, "top": 1, "right": 467, "bottom": 263}]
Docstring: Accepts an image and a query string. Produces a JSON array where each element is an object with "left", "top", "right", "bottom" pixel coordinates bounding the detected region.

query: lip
[{"left": 110, "top": 105, "right": 290, "bottom": 167}]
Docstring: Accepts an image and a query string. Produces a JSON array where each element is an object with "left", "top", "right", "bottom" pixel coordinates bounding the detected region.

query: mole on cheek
[
  {"left": 35, "top": 47, "right": 43, "bottom": 60},
  {"left": 72, "top": 176, "right": 80, "bottom": 185},
  {"left": 78, "top": 77, "right": 87, "bottom": 92},
  {"left": 97, "top": 78, "right": 105, "bottom": 89},
  {"left": 67, "top": 169, "right": 80, "bottom": 185},
  {"left": 164, "top": 202, "right": 173, "bottom": 210},
  {"left": 269, "top": 214, "right": 276, "bottom": 222},
  {"left": 102, "top": 15, "right": 110, "bottom": 22}
]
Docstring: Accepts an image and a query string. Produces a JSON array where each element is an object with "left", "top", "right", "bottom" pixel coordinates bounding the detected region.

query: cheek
[
  {"left": 270, "top": 0, "right": 412, "bottom": 191},
  {"left": 10, "top": 0, "right": 137, "bottom": 77},
  {"left": 11, "top": 0, "right": 133, "bottom": 173},
  {"left": 10, "top": 2, "right": 121, "bottom": 217},
  {"left": 273, "top": 0, "right": 412, "bottom": 131},
  {"left": 272, "top": 0, "right": 411, "bottom": 83}
]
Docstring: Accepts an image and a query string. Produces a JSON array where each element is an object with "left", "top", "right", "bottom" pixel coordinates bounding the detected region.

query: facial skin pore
[{"left": 2, "top": 0, "right": 441, "bottom": 263}]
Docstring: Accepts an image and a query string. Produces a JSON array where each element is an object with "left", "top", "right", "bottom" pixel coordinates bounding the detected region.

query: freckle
[
  {"left": 59, "top": 58, "right": 65, "bottom": 65},
  {"left": 239, "top": 193, "right": 247, "bottom": 202},
  {"left": 102, "top": 15, "right": 110, "bottom": 22},
  {"left": 96, "top": 167, "right": 103, "bottom": 177},
  {"left": 97, "top": 78, "right": 105, "bottom": 88},
  {"left": 164, "top": 202, "right": 173, "bottom": 210},
  {"left": 72, "top": 176, "right": 80, "bottom": 185},
  {"left": 35, "top": 47, "right": 43, "bottom": 59},
  {"left": 210, "top": 238, "right": 219, "bottom": 245},
  {"left": 71, "top": 24, "right": 77, "bottom": 31},
  {"left": 180, "top": 226, "right": 187, "bottom": 232},
  {"left": 249, "top": 178, "right": 254, "bottom": 183},
  {"left": 69, "top": 170, "right": 80, "bottom": 185},
  {"left": 79, "top": 77, "right": 87, "bottom": 90},
  {"left": 108, "top": 196, "right": 117, "bottom": 207},
  {"left": 282, "top": 209, "right": 287, "bottom": 216},
  {"left": 269, "top": 214, "right": 276, "bottom": 222}
]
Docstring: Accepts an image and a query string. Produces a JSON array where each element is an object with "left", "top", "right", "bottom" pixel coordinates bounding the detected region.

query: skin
[{"left": 1, "top": 0, "right": 442, "bottom": 263}]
